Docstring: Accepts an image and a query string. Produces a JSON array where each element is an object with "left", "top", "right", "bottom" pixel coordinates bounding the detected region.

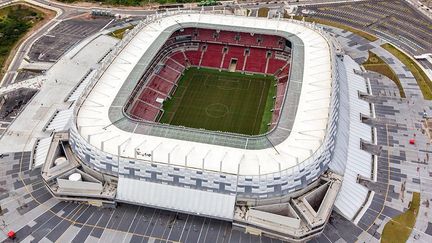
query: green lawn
[
  {"left": 109, "top": 25, "right": 135, "bottom": 39},
  {"left": 0, "top": 5, "right": 44, "bottom": 79},
  {"left": 159, "top": 67, "right": 276, "bottom": 135},
  {"left": 381, "top": 192, "right": 420, "bottom": 243},
  {"left": 363, "top": 51, "right": 406, "bottom": 98}
]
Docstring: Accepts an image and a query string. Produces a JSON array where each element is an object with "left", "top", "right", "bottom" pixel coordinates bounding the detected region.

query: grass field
[
  {"left": 363, "top": 51, "right": 406, "bottom": 98},
  {"left": 159, "top": 67, "right": 276, "bottom": 135},
  {"left": 0, "top": 5, "right": 45, "bottom": 79},
  {"left": 109, "top": 25, "right": 135, "bottom": 39},
  {"left": 381, "top": 192, "right": 420, "bottom": 243}
]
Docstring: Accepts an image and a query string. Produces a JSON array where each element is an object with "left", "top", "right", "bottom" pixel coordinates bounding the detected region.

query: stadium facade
[{"left": 39, "top": 11, "right": 375, "bottom": 242}]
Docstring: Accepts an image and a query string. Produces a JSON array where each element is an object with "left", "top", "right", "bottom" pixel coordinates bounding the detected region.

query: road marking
[
  {"left": 122, "top": 206, "right": 140, "bottom": 243},
  {"left": 100, "top": 19, "right": 115, "bottom": 32}
]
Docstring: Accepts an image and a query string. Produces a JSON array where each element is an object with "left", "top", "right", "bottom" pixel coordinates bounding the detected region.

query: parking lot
[
  {"left": 28, "top": 16, "right": 113, "bottom": 62},
  {"left": 298, "top": 0, "right": 432, "bottom": 56}
]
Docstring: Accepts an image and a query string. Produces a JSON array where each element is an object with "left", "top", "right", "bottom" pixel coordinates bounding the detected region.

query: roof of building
[{"left": 333, "top": 57, "right": 372, "bottom": 220}]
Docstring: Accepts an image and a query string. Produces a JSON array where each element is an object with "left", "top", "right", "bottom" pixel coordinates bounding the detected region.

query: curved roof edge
[
  {"left": 75, "top": 12, "right": 334, "bottom": 176},
  {"left": 107, "top": 23, "right": 304, "bottom": 150}
]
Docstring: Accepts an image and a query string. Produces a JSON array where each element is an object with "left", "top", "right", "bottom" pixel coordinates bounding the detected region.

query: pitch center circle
[{"left": 205, "top": 103, "right": 229, "bottom": 118}]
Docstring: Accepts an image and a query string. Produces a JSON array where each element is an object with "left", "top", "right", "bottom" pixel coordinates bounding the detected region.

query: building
[{"left": 38, "top": 11, "right": 375, "bottom": 242}]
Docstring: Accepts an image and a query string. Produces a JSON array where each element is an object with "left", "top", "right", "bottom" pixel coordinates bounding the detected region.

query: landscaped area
[
  {"left": 110, "top": 25, "right": 135, "bottom": 39},
  {"left": 159, "top": 67, "right": 276, "bottom": 135},
  {"left": 381, "top": 192, "right": 420, "bottom": 243},
  {"left": 363, "top": 51, "right": 406, "bottom": 98},
  {"left": 0, "top": 4, "right": 45, "bottom": 79},
  {"left": 381, "top": 43, "right": 432, "bottom": 100},
  {"left": 258, "top": 7, "right": 270, "bottom": 18}
]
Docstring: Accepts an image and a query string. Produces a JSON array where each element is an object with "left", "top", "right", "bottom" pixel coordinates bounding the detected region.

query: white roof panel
[
  {"left": 67, "top": 69, "right": 96, "bottom": 102},
  {"left": 334, "top": 57, "right": 372, "bottom": 220},
  {"left": 117, "top": 177, "right": 236, "bottom": 220},
  {"left": 45, "top": 108, "right": 74, "bottom": 132},
  {"left": 34, "top": 136, "right": 53, "bottom": 168}
]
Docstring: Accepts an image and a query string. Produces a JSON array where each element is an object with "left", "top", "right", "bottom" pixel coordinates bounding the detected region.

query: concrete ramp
[{"left": 21, "top": 61, "right": 54, "bottom": 71}]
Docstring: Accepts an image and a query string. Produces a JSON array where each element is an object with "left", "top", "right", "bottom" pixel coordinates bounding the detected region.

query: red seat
[
  {"left": 201, "top": 44, "right": 223, "bottom": 68},
  {"left": 185, "top": 50, "right": 201, "bottom": 66},
  {"left": 221, "top": 46, "right": 245, "bottom": 70},
  {"left": 218, "top": 31, "right": 236, "bottom": 43},
  {"left": 197, "top": 29, "right": 215, "bottom": 42},
  {"left": 268, "top": 59, "right": 286, "bottom": 74},
  {"left": 130, "top": 100, "right": 160, "bottom": 121},
  {"left": 170, "top": 52, "right": 187, "bottom": 66},
  {"left": 244, "top": 48, "right": 267, "bottom": 73},
  {"left": 239, "top": 32, "right": 258, "bottom": 46}
]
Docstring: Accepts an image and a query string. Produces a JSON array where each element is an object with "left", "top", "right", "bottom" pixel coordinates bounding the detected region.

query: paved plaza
[
  {"left": 0, "top": 152, "right": 285, "bottom": 243},
  {"left": 312, "top": 25, "right": 432, "bottom": 243}
]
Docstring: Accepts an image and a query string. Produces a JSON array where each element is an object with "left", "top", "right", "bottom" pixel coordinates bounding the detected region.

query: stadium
[{"left": 39, "top": 11, "right": 373, "bottom": 242}]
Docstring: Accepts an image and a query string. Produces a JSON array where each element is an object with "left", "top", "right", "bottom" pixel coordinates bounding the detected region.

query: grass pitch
[{"left": 159, "top": 67, "right": 276, "bottom": 135}]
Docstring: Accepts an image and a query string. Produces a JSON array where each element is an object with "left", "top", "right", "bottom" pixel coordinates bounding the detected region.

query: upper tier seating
[
  {"left": 128, "top": 29, "right": 290, "bottom": 124},
  {"left": 221, "top": 46, "right": 246, "bottom": 70},
  {"left": 201, "top": 44, "right": 223, "bottom": 67}
]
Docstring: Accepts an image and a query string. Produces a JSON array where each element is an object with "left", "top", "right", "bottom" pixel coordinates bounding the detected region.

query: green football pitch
[{"left": 159, "top": 67, "right": 277, "bottom": 135}]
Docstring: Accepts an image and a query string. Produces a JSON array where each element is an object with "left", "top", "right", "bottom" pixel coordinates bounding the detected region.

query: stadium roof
[
  {"left": 333, "top": 57, "right": 372, "bottom": 220},
  {"left": 75, "top": 13, "right": 333, "bottom": 176}
]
